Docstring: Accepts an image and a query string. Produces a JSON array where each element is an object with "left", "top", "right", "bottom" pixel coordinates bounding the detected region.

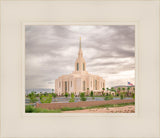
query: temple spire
[
  {"left": 78, "top": 37, "right": 83, "bottom": 57},
  {"left": 79, "top": 37, "right": 81, "bottom": 49},
  {"left": 75, "top": 37, "right": 86, "bottom": 72}
]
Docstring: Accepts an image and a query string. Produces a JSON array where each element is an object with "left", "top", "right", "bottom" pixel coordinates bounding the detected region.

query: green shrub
[
  {"left": 81, "top": 97, "right": 87, "bottom": 101},
  {"left": 90, "top": 91, "right": 94, "bottom": 97},
  {"left": 132, "top": 93, "right": 135, "bottom": 99},
  {"left": 80, "top": 92, "right": 87, "bottom": 101},
  {"left": 25, "top": 105, "right": 35, "bottom": 113},
  {"left": 40, "top": 94, "right": 52, "bottom": 103},
  {"left": 90, "top": 91, "right": 95, "bottom": 99},
  {"left": 25, "top": 105, "right": 61, "bottom": 113},
  {"left": 28, "top": 92, "right": 38, "bottom": 103},
  {"left": 61, "top": 107, "right": 83, "bottom": 111},
  {"left": 52, "top": 93, "right": 57, "bottom": 98},
  {"left": 102, "top": 92, "right": 105, "bottom": 97},
  {"left": 104, "top": 95, "right": 113, "bottom": 100},
  {"left": 69, "top": 93, "right": 75, "bottom": 102},
  {"left": 65, "top": 92, "right": 69, "bottom": 98}
]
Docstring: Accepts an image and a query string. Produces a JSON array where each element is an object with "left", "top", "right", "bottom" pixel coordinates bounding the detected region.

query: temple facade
[{"left": 55, "top": 38, "right": 105, "bottom": 96}]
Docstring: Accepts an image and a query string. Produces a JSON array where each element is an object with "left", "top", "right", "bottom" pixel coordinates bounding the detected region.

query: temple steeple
[
  {"left": 75, "top": 37, "right": 86, "bottom": 72},
  {"left": 80, "top": 37, "right": 81, "bottom": 49},
  {"left": 78, "top": 37, "right": 83, "bottom": 58}
]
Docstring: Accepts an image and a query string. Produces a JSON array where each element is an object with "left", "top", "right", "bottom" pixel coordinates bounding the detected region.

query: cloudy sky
[{"left": 25, "top": 25, "right": 135, "bottom": 89}]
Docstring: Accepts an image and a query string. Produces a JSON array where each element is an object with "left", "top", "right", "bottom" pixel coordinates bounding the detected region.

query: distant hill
[{"left": 25, "top": 88, "right": 54, "bottom": 94}]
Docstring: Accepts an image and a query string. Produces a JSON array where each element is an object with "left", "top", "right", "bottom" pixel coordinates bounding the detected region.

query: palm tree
[
  {"left": 106, "top": 88, "right": 109, "bottom": 95},
  {"left": 117, "top": 87, "right": 121, "bottom": 94},
  {"left": 118, "top": 87, "right": 121, "bottom": 92},
  {"left": 122, "top": 87, "right": 125, "bottom": 93},
  {"left": 133, "top": 87, "right": 135, "bottom": 93},
  {"left": 102, "top": 88, "right": 105, "bottom": 96},
  {"left": 127, "top": 87, "right": 131, "bottom": 96}
]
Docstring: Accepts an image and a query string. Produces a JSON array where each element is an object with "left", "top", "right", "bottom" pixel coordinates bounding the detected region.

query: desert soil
[
  {"left": 62, "top": 105, "right": 135, "bottom": 113},
  {"left": 36, "top": 99, "right": 134, "bottom": 110}
]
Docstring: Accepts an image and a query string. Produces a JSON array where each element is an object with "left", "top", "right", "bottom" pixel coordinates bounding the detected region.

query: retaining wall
[{"left": 36, "top": 99, "right": 134, "bottom": 110}]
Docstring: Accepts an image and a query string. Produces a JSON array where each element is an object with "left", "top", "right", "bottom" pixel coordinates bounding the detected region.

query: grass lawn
[{"left": 25, "top": 102, "right": 135, "bottom": 113}]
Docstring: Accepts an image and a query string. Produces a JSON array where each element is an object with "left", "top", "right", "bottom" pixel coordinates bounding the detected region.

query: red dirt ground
[
  {"left": 62, "top": 105, "right": 135, "bottom": 113},
  {"left": 36, "top": 99, "right": 134, "bottom": 110}
]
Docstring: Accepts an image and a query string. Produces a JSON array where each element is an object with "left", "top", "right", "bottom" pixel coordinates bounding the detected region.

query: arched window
[
  {"left": 77, "top": 63, "right": 79, "bottom": 71},
  {"left": 83, "top": 63, "right": 85, "bottom": 71},
  {"left": 95, "top": 80, "right": 97, "bottom": 90},
  {"left": 59, "top": 82, "right": 61, "bottom": 88},
  {"left": 83, "top": 81, "right": 85, "bottom": 91},
  {"left": 65, "top": 81, "right": 67, "bottom": 92}
]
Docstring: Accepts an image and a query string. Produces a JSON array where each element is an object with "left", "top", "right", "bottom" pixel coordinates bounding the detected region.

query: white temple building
[{"left": 55, "top": 38, "right": 105, "bottom": 96}]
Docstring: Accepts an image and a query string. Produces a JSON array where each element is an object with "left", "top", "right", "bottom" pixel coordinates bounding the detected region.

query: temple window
[
  {"left": 68, "top": 81, "right": 69, "bottom": 91},
  {"left": 65, "top": 81, "right": 67, "bottom": 92},
  {"left": 77, "top": 63, "right": 79, "bottom": 71},
  {"left": 83, "top": 63, "right": 85, "bottom": 71},
  {"left": 95, "top": 80, "right": 97, "bottom": 90},
  {"left": 83, "top": 81, "right": 85, "bottom": 91},
  {"left": 59, "top": 82, "right": 61, "bottom": 88}
]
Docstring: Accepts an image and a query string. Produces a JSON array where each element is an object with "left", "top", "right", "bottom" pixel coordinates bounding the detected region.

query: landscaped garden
[
  {"left": 26, "top": 102, "right": 135, "bottom": 113},
  {"left": 25, "top": 87, "right": 135, "bottom": 113}
]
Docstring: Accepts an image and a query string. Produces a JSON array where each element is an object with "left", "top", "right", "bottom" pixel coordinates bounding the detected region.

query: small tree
[
  {"left": 120, "top": 92, "right": 125, "bottom": 100},
  {"left": 87, "top": 88, "right": 89, "bottom": 95},
  {"left": 90, "top": 91, "right": 95, "bottom": 99},
  {"left": 69, "top": 93, "right": 75, "bottom": 102},
  {"left": 39, "top": 92, "right": 42, "bottom": 96},
  {"left": 80, "top": 92, "right": 87, "bottom": 101},
  {"left": 44, "top": 92, "right": 48, "bottom": 96},
  {"left": 52, "top": 93, "right": 57, "bottom": 101},
  {"left": 102, "top": 88, "right": 105, "bottom": 96},
  {"left": 132, "top": 93, "right": 135, "bottom": 99},
  {"left": 65, "top": 92, "right": 69, "bottom": 98},
  {"left": 28, "top": 92, "right": 38, "bottom": 103},
  {"left": 90, "top": 91, "right": 94, "bottom": 97},
  {"left": 36, "top": 93, "right": 40, "bottom": 97},
  {"left": 40, "top": 94, "right": 52, "bottom": 103}
]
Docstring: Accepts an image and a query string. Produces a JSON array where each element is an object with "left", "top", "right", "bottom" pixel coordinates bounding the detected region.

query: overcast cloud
[{"left": 25, "top": 25, "right": 135, "bottom": 89}]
